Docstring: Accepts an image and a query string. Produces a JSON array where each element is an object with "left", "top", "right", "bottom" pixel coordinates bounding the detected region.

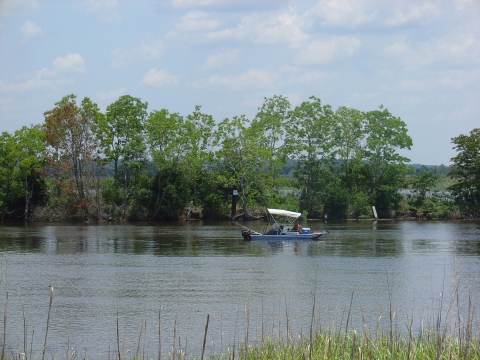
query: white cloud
[
  {"left": 238, "top": 11, "right": 308, "bottom": 45},
  {"left": 52, "top": 54, "right": 86, "bottom": 73},
  {"left": 436, "top": 34, "right": 480, "bottom": 63},
  {"left": 384, "top": 42, "right": 410, "bottom": 57},
  {"left": 383, "top": 41, "right": 433, "bottom": 70},
  {"left": 142, "top": 69, "right": 179, "bottom": 87},
  {"left": 176, "top": 11, "right": 219, "bottom": 32},
  {"left": 169, "top": 0, "right": 227, "bottom": 7},
  {"left": 309, "top": 0, "right": 377, "bottom": 28},
  {"left": 190, "top": 68, "right": 277, "bottom": 90},
  {"left": 82, "top": 0, "right": 121, "bottom": 22},
  {"left": 384, "top": 34, "right": 480, "bottom": 71},
  {"left": 0, "top": 78, "right": 50, "bottom": 93},
  {"left": 166, "top": 0, "right": 284, "bottom": 10},
  {"left": 296, "top": 36, "right": 361, "bottom": 65},
  {"left": 110, "top": 39, "right": 165, "bottom": 68},
  {"left": 170, "top": 8, "right": 308, "bottom": 46},
  {"left": 84, "top": 0, "right": 117, "bottom": 11},
  {"left": 20, "top": 20, "right": 41, "bottom": 41},
  {"left": 0, "top": 53, "right": 86, "bottom": 93},
  {"left": 439, "top": 69, "right": 480, "bottom": 90},
  {"left": 385, "top": 3, "right": 440, "bottom": 26},
  {"left": 203, "top": 49, "right": 239, "bottom": 69},
  {"left": 454, "top": 0, "right": 478, "bottom": 10},
  {"left": 0, "top": 0, "right": 37, "bottom": 18}
]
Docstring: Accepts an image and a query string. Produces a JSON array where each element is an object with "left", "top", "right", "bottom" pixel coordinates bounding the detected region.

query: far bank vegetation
[{"left": 1, "top": 94, "right": 479, "bottom": 221}]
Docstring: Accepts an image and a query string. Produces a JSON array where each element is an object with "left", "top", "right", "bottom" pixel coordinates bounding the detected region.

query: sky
[{"left": 0, "top": 0, "right": 479, "bottom": 165}]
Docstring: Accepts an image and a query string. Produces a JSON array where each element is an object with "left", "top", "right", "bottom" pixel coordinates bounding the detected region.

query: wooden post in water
[
  {"left": 186, "top": 201, "right": 193, "bottom": 220},
  {"left": 231, "top": 188, "right": 237, "bottom": 221}
]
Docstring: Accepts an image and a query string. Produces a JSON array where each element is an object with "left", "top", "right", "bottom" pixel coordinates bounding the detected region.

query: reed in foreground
[{"left": 212, "top": 330, "right": 480, "bottom": 360}]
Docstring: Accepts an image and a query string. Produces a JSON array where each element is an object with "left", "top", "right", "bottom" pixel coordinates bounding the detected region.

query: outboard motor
[{"left": 242, "top": 229, "right": 252, "bottom": 241}]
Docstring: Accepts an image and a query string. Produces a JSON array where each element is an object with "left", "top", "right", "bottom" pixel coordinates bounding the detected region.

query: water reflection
[{"left": 1, "top": 220, "right": 480, "bottom": 259}]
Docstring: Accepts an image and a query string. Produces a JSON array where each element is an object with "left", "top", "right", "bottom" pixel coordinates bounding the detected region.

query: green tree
[
  {"left": 0, "top": 132, "right": 13, "bottom": 215},
  {"left": 214, "top": 115, "right": 264, "bottom": 218},
  {"left": 448, "top": 128, "right": 480, "bottom": 216},
  {"left": 94, "top": 95, "right": 148, "bottom": 219},
  {"left": 286, "top": 96, "right": 336, "bottom": 215},
  {"left": 334, "top": 106, "right": 364, "bottom": 191},
  {"left": 410, "top": 171, "right": 438, "bottom": 199},
  {"left": 251, "top": 95, "right": 291, "bottom": 194},
  {"left": 13, "top": 125, "right": 46, "bottom": 219},
  {"left": 146, "top": 109, "right": 189, "bottom": 218},
  {"left": 184, "top": 105, "right": 216, "bottom": 203},
  {"left": 362, "top": 106, "right": 412, "bottom": 213},
  {"left": 0, "top": 131, "right": 29, "bottom": 217}
]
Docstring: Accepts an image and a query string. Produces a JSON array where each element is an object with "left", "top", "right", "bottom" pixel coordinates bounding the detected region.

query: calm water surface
[{"left": 0, "top": 220, "right": 479, "bottom": 358}]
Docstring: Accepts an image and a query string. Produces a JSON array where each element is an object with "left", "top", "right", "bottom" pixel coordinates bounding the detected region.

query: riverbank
[{"left": 1, "top": 198, "right": 471, "bottom": 222}]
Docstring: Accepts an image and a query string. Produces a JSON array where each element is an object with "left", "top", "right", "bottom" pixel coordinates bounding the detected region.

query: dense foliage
[
  {"left": 0, "top": 94, "right": 475, "bottom": 221},
  {"left": 448, "top": 128, "right": 480, "bottom": 217}
]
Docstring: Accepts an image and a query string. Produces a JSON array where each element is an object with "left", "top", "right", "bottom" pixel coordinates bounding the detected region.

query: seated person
[
  {"left": 291, "top": 219, "right": 302, "bottom": 233},
  {"left": 266, "top": 222, "right": 280, "bottom": 235}
]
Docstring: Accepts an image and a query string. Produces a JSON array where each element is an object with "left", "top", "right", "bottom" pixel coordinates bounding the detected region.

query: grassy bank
[{"left": 219, "top": 330, "right": 479, "bottom": 360}]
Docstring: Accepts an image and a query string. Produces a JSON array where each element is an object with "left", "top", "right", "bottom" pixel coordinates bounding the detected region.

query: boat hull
[{"left": 246, "top": 232, "right": 325, "bottom": 241}]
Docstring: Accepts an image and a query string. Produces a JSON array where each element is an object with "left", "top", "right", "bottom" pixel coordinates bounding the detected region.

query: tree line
[{"left": 0, "top": 94, "right": 478, "bottom": 221}]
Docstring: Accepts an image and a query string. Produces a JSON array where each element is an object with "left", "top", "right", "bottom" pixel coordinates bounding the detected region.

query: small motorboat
[{"left": 241, "top": 208, "right": 328, "bottom": 241}]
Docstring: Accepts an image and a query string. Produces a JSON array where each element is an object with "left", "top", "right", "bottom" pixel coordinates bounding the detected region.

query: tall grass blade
[
  {"left": 116, "top": 307, "right": 121, "bottom": 360},
  {"left": 67, "top": 312, "right": 71, "bottom": 360},
  {"left": 201, "top": 313, "right": 209, "bottom": 360},
  {"left": 136, "top": 314, "right": 145, "bottom": 358},
  {"left": 158, "top": 305, "right": 162, "bottom": 360},
  {"left": 1, "top": 291, "right": 7, "bottom": 360},
  {"left": 41, "top": 285, "right": 53, "bottom": 360}
]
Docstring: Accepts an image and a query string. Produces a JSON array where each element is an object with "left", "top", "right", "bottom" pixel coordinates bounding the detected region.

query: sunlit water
[{"left": 0, "top": 220, "right": 479, "bottom": 358}]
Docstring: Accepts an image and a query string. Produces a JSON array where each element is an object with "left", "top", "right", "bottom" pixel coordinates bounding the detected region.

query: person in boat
[
  {"left": 266, "top": 222, "right": 280, "bottom": 235},
  {"left": 291, "top": 219, "right": 302, "bottom": 233}
]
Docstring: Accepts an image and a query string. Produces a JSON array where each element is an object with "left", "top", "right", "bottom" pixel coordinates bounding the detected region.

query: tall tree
[
  {"left": 94, "top": 95, "right": 148, "bottom": 219},
  {"left": 13, "top": 125, "right": 46, "bottom": 219},
  {"left": 362, "top": 106, "right": 412, "bottom": 212},
  {"left": 448, "top": 128, "right": 480, "bottom": 216},
  {"left": 214, "top": 115, "right": 264, "bottom": 218},
  {"left": 184, "top": 106, "right": 216, "bottom": 202},
  {"left": 334, "top": 106, "right": 364, "bottom": 190},
  {"left": 251, "top": 95, "right": 291, "bottom": 193},
  {"left": 43, "top": 95, "right": 99, "bottom": 218},
  {"left": 146, "top": 109, "right": 189, "bottom": 218},
  {"left": 0, "top": 131, "right": 23, "bottom": 217},
  {"left": 286, "top": 96, "right": 336, "bottom": 214}
]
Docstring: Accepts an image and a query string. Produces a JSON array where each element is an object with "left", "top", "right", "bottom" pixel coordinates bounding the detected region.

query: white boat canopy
[{"left": 267, "top": 208, "right": 301, "bottom": 219}]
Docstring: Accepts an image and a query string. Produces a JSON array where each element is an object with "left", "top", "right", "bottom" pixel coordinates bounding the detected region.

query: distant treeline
[{"left": 0, "top": 94, "right": 478, "bottom": 221}]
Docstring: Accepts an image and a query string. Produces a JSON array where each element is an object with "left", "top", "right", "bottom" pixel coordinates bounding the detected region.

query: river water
[{"left": 0, "top": 220, "right": 479, "bottom": 358}]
